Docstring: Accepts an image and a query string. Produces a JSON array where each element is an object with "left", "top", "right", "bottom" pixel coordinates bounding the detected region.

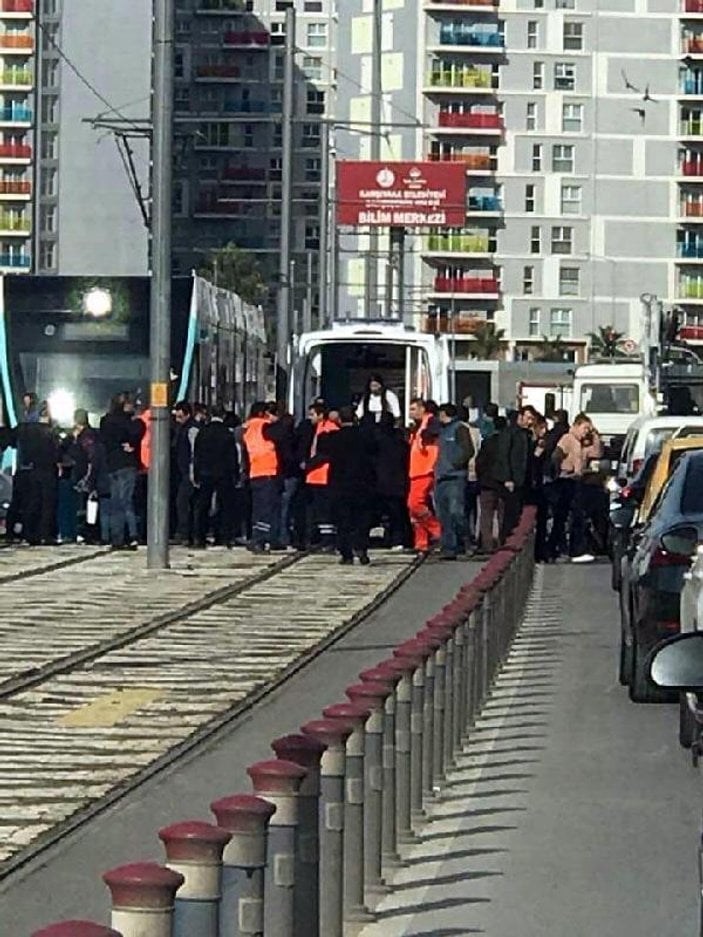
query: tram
[{"left": 288, "top": 321, "right": 451, "bottom": 421}]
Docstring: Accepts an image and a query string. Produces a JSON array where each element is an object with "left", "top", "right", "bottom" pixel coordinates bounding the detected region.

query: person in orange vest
[
  {"left": 304, "top": 401, "right": 340, "bottom": 550},
  {"left": 407, "top": 397, "right": 441, "bottom": 553},
  {"left": 242, "top": 401, "right": 283, "bottom": 552}
]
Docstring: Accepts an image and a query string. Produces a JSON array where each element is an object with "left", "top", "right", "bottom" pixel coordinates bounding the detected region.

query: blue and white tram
[{"left": 288, "top": 321, "right": 450, "bottom": 421}]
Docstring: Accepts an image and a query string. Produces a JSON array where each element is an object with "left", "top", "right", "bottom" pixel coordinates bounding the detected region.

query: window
[
  {"left": 552, "top": 143, "right": 574, "bottom": 172},
  {"left": 303, "top": 55, "right": 323, "bottom": 80},
  {"left": 305, "top": 223, "right": 320, "bottom": 249},
  {"left": 42, "top": 60, "right": 58, "bottom": 89},
  {"left": 559, "top": 266, "right": 580, "bottom": 296},
  {"left": 304, "top": 0, "right": 324, "bottom": 9},
  {"left": 41, "top": 132, "right": 58, "bottom": 160},
  {"left": 40, "top": 205, "right": 56, "bottom": 233},
  {"left": 302, "top": 122, "right": 320, "bottom": 147},
  {"left": 527, "top": 20, "right": 538, "bottom": 48},
  {"left": 523, "top": 265, "right": 534, "bottom": 295},
  {"left": 39, "top": 241, "right": 56, "bottom": 269},
  {"left": 551, "top": 226, "right": 573, "bottom": 254},
  {"left": 306, "top": 22, "right": 327, "bottom": 47},
  {"left": 534, "top": 0, "right": 544, "bottom": 7},
  {"left": 532, "top": 143, "right": 542, "bottom": 172},
  {"left": 525, "top": 183, "right": 535, "bottom": 212},
  {"left": 243, "top": 123, "right": 254, "bottom": 147},
  {"left": 42, "top": 0, "right": 59, "bottom": 15},
  {"left": 529, "top": 307, "right": 541, "bottom": 337},
  {"left": 275, "top": 0, "right": 293, "bottom": 8},
  {"left": 563, "top": 21, "right": 583, "bottom": 50},
  {"left": 530, "top": 225, "right": 541, "bottom": 254},
  {"left": 526, "top": 101, "right": 537, "bottom": 131},
  {"left": 273, "top": 123, "right": 282, "bottom": 148},
  {"left": 306, "top": 157, "right": 321, "bottom": 181},
  {"left": 41, "top": 22, "right": 58, "bottom": 52},
  {"left": 174, "top": 87, "right": 190, "bottom": 110},
  {"left": 40, "top": 168, "right": 56, "bottom": 197},
  {"left": 273, "top": 53, "right": 285, "bottom": 81},
  {"left": 307, "top": 88, "right": 325, "bottom": 114},
  {"left": 556, "top": 0, "right": 575, "bottom": 6},
  {"left": 561, "top": 183, "right": 582, "bottom": 214},
  {"left": 533, "top": 62, "right": 544, "bottom": 90},
  {"left": 174, "top": 49, "right": 185, "bottom": 80},
  {"left": 200, "top": 122, "right": 228, "bottom": 147},
  {"left": 41, "top": 95, "right": 58, "bottom": 124},
  {"left": 550, "top": 307, "right": 572, "bottom": 338},
  {"left": 270, "top": 87, "right": 283, "bottom": 111},
  {"left": 555, "top": 62, "right": 575, "bottom": 90},
  {"left": 562, "top": 102, "right": 583, "bottom": 132}
]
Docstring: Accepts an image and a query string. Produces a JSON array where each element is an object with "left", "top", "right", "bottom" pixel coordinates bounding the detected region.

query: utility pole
[
  {"left": 318, "top": 119, "right": 330, "bottom": 327},
  {"left": 365, "top": 0, "right": 382, "bottom": 319},
  {"left": 276, "top": 5, "right": 295, "bottom": 400},
  {"left": 147, "top": 0, "right": 174, "bottom": 571},
  {"left": 304, "top": 251, "right": 313, "bottom": 332}
]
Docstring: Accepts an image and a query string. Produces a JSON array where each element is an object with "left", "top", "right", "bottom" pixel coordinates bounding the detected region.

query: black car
[
  {"left": 619, "top": 449, "right": 703, "bottom": 702},
  {"left": 609, "top": 452, "right": 659, "bottom": 591}
]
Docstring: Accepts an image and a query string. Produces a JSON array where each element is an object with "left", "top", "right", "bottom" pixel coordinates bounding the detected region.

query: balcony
[
  {"left": 0, "top": 33, "right": 32, "bottom": 52},
  {"left": 681, "top": 156, "right": 703, "bottom": 175},
  {"left": 681, "top": 71, "right": 703, "bottom": 94},
  {"left": 427, "top": 150, "right": 495, "bottom": 173},
  {"left": 0, "top": 67, "right": 31, "bottom": 88},
  {"left": 0, "top": 104, "right": 30, "bottom": 123},
  {"left": 0, "top": 251, "right": 28, "bottom": 268},
  {"left": 422, "top": 313, "right": 488, "bottom": 334},
  {"left": 432, "top": 24, "right": 504, "bottom": 51},
  {"left": 222, "top": 99, "right": 269, "bottom": 114},
  {"left": 0, "top": 178, "right": 29, "bottom": 197},
  {"left": 468, "top": 193, "right": 501, "bottom": 212},
  {"left": 436, "top": 110, "right": 503, "bottom": 134},
  {"left": 680, "top": 324, "right": 703, "bottom": 339},
  {"left": 681, "top": 119, "right": 703, "bottom": 136},
  {"left": 682, "top": 35, "right": 703, "bottom": 54},
  {"left": 426, "top": 231, "right": 492, "bottom": 254},
  {"left": 223, "top": 30, "right": 269, "bottom": 48},
  {"left": 431, "top": 274, "right": 500, "bottom": 295},
  {"left": 425, "top": 66, "right": 496, "bottom": 92},
  {"left": 0, "top": 211, "right": 28, "bottom": 233},
  {"left": 197, "top": 0, "right": 246, "bottom": 12},
  {"left": 222, "top": 165, "right": 267, "bottom": 181},
  {"left": 684, "top": 0, "right": 703, "bottom": 13},
  {"left": 427, "top": 0, "right": 497, "bottom": 8},
  {"left": 679, "top": 276, "right": 703, "bottom": 299},
  {"left": 681, "top": 197, "right": 703, "bottom": 217},
  {"left": 0, "top": 1, "right": 33, "bottom": 15},
  {"left": 195, "top": 64, "right": 240, "bottom": 80},
  {"left": 0, "top": 141, "right": 29, "bottom": 160}
]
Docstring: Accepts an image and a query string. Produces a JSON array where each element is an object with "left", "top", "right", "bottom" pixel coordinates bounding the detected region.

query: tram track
[
  {"left": 0, "top": 549, "right": 423, "bottom": 879},
  {"left": 0, "top": 544, "right": 108, "bottom": 584}
]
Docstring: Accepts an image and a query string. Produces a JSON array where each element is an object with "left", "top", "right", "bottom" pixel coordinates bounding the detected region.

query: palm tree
[
  {"left": 469, "top": 321, "right": 505, "bottom": 360},
  {"left": 198, "top": 242, "right": 268, "bottom": 306},
  {"left": 535, "top": 334, "right": 569, "bottom": 362},
  {"left": 587, "top": 325, "right": 626, "bottom": 360}
]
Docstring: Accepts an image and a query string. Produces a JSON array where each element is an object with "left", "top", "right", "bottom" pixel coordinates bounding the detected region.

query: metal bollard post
[
  {"left": 301, "top": 717, "right": 353, "bottom": 937},
  {"left": 359, "top": 661, "right": 405, "bottom": 870},
  {"left": 432, "top": 612, "right": 458, "bottom": 775},
  {"left": 103, "top": 862, "right": 184, "bottom": 937},
  {"left": 394, "top": 636, "right": 432, "bottom": 823},
  {"left": 247, "top": 759, "right": 307, "bottom": 937},
  {"left": 418, "top": 623, "right": 449, "bottom": 790},
  {"left": 456, "top": 590, "right": 479, "bottom": 743},
  {"left": 322, "top": 701, "right": 375, "bottom": 925},
  {"left": 345, "top": 680, "right": 393, "bottom": 901},
  {"left": 386, "top": 651, "right": 422, "bottom": 847},
  {"left": 271, "top": 733, "right": 326, "bottom": 937},
  {"left": 32, "top": 925, "right": 122, "bottom": 937},
  {"left": 159, "top": 821, "right": 231, "bottom": 937},
  {"left": 448, "top": 601, "right": 466, "bottom": 759},
  {"left": 210, "top": 793, "right": 276, "bottom": 937}
]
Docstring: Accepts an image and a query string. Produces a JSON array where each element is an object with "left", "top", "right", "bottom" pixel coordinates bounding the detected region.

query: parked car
[
  {"left": 609, "top": 453, "right": 658, "bottom": 591},
  {"left": 618, "top": 449, "right": 703, "bottom": 702},
  {"left": 616, "top": 414, "right": 703, "bottom": 484}
]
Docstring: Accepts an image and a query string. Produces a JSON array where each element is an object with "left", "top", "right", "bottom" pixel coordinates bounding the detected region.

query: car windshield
[
  {"left": 581, "top": 383, "right": 639, "bottom": 414},
  {"left": 644, "top": 427, "right": 676, "bottom": 457},
  {"left": 681, "top": 458, "right": 703, "bottom": 514}
]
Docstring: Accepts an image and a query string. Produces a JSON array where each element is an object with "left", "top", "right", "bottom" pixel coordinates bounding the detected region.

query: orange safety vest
[
  {"left": 243, "top": 416, "right": 278, "bottom": 479},
  {"left": 306, "top": 419, "right": 339, "bottom": 486},
  {"left": 139, "top": 409, "right": 151, "bottom": 471},
  {"left": 409, "top": 414, "right": 438, "bottom": 479}
]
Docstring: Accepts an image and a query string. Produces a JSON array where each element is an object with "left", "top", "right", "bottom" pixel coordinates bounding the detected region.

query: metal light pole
[
  {"left": 365, "top": 0, "right": 382, "bottom": 319},
  {"left": 276, "top": 6, "right": 295, "bottom": 400},
  {"left": 319, "top": 119, "right": 330, "bottom": 325},
  {"left": 147, "top": 0, "right": 174, "bottom": 570}
]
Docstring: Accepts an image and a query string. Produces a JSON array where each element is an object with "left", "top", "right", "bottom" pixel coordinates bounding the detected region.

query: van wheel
[{"left": 680, "top": 694, "right": 697, "bottom": 749}]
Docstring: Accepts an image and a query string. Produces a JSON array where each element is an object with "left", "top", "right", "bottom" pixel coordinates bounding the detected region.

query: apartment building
[
  {"left": 173, "top": 0, "right": 336, "bottom": 325},
  {"left": 337, "top": 0, "right": 695, "bottom": 359}
]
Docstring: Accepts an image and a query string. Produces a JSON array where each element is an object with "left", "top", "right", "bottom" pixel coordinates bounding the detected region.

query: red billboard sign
[{"left": 336, "top": 160, "right": 466, "bottom": 227}]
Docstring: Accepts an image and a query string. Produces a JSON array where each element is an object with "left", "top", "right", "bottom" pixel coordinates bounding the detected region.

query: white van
[
  {"left": 617, "top": 414, "right": 703, "bottom": 482},
  {"left": 571, "top": 363, "right": 656, "bottom": 444}
]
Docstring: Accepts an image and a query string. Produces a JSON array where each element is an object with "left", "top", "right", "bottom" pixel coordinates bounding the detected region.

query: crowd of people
[{"left": 0, "top": 377, "right": 610, "bottom": 564}]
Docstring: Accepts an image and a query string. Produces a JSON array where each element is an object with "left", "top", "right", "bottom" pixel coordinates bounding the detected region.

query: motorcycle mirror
[
  {"left": 646, "top": 633, "right": 703, "bottom": 691},
  {"left": 661, "top": 526, "right": 699, "bottom": 557}
]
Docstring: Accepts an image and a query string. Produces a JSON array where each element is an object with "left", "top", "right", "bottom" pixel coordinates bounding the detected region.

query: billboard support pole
[
  {"left": 393, "top": 226, "right": 405, "bottom": 321},
  {"left": 366, "top": 0, "right": 382, "bottom": 319},
  {"left": 276, "top": 6, "right": 295, "bottom": 400}
]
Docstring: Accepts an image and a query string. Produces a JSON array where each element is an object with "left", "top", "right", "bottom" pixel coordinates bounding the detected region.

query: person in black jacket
[
  {"left": 476, "top": 415, "right": 507, "bottom": 554},
  {"left": 193, "top": 404, "right": 239, "bottom": 548},
  {"left": 16, "top": 402, "right": 59, "bottom": 544},
  {"left": 100, "top": 392, "right": 145, "bottom": 549},
  {"left": 316, "top": 406, "right": 376, "bottom": 565},
  {"left": 373, "top": 411, "right": 411, "bottom": 549},
  {"left": 173, "top": 401, "right": 199, "bottom": 545}
]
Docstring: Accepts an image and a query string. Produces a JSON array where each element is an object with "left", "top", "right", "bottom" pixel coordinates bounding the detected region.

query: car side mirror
[
  {"left": 647, "top": 633, "right": 703, "bottom": 691},
  {"left": 661, "top": 527, "right": 699, "bottom": 557}
]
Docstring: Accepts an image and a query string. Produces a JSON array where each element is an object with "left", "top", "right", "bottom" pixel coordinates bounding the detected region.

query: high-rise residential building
[
  {"left": 336, "top": 0, "right": 698, "bottom": 360},
  {"left": 173, "top": 0, "right": 336, "bottom": 326}
]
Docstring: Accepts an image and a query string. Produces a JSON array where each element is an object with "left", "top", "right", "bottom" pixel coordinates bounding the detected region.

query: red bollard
[
  {"left": 103, "top": 862, "right": 184, "bottom": 937},
  {"left": 271, "top": 733, "right": 326, "bottom": 937},
  {"left": 32, "top": 926, "right": 122, "bottom": 937},
  {"left": 211, "top": 793, "right": 275, "bottom": 937}
]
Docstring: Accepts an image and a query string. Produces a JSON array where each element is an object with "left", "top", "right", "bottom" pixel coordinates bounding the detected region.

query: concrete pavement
[{"left": 359, "top": 563, "right": 702, "bottom": 937}]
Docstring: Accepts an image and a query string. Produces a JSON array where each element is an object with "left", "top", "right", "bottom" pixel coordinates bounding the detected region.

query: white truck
[{"left": 571, "top": 362, "right": 657, "bottom": 445}]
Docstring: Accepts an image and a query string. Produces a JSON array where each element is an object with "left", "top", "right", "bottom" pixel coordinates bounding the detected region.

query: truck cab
[{"left": 571, "top": 362, "right": 656, "bottom": 446}]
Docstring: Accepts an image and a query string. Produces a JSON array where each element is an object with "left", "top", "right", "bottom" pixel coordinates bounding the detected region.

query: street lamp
[{"left": 83, "top": 286, "right": 113, "bottom": 318}]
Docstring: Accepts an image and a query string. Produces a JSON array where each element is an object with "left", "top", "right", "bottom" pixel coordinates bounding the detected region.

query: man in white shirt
[{"left": 355, "top": 374, "right": 401, "bottom": 425}]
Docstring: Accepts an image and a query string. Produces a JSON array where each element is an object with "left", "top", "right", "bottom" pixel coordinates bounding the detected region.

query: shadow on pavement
[
  {"left": 375, "top": 895, "right": 491, "bottom": 919},
  {"left": 392, "top": 869, "right": 503, "bottom": 891}
]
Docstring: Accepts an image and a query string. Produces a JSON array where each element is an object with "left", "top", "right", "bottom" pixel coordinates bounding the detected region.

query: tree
[
  {"left": 198, "top": 242, "right": 268, "bottom": 306},
  {"left": 535, "top": 334, "right": 569, "bottom": 362},
  {"left": 468, "top": 321, "right": 505, "bottom": 360},
  {"left": 587, "top": 324, "right": 626, "bottom": 360}
]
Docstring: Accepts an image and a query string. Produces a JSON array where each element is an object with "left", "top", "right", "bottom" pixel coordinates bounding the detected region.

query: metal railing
[{"left": 34, "top": 508, "right": 537, "bottom": 937}]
